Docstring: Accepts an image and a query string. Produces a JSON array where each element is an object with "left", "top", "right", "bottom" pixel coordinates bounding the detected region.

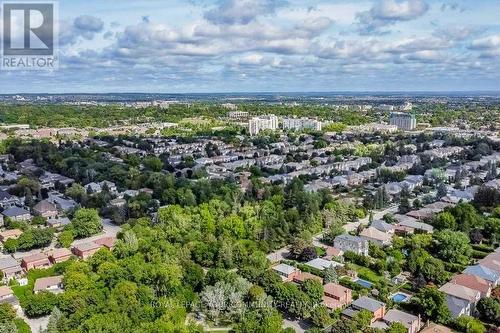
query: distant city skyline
[{"left": 1, "top": 0, "right": 500, "bottom": 93}]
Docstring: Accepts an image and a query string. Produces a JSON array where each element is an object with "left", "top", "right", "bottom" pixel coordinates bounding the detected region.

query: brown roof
[
  {"left": 0, "top": 229, "right": 23, "bottom": 239},
  {"left": 34, "top": 275, "right": 63, "bottom": 291},
  {"left": 325, "top": 247, "right": 343, "bottom": 258},
  {"left": 293, "top": 272, "right": 323, "bottom": 284},
  {"left": 94, "top": 237, "right": 116, "bottom": 249},
  {"left": 420, "top": 323, "right": 453, "bottom": 333},
  {"left": 323, "top": 283, "right": 351, "bottom": 298},
  {"left": 450, "top": 274, "right": 491, "bottom": 295},
  {"left": 33, "top": 200, "right": 57, "bottom": 213},
  {"left": 47, "top": 248, "right": 72, "bottom": 259},
  {"left": 73, "top": 241, "right": 101, "bottom": 252},
  {"left": 22, "top": 252, "right": 49, "bottom": 263},
  {"left": 479, "top": 257, "right": 500, "bottom": 272},
  {"left": 323, "top": 295, "right": 344, "bottom": 310},
  {"left": 0, "top": 285, "right": 13, "bottom": 298}
]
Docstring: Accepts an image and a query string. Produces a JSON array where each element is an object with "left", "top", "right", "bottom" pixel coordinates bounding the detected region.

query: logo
[{"left": 1, "top": 1, "right": 58, "bottom": 70}]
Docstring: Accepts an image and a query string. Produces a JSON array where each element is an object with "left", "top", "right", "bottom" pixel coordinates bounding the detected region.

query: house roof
[
  {"left": 34, "top": 275, "right": 63, "bottom": 291},
  {"left": 323, "top": 283, "right": 351, "bottom": 297},
  {"left": 22, "top": 252, "right": 49, "bottom": 264},
  {"left": 0, "top": 285, "right": 13, "bottom": 298},
  {"left": 325, "top": 246, "right": 343, "bottom": 257},
  {"left": 352, "top": 296, "right": 385, "bottom": 312},
  {"left": 335, "top": 234, "right": 365, "bottom": 244},
  {"left": 445, "top": 294, "right": 469, "bottom": 316},
  {"left": 33, "top": 200, "right": 57, "bottom": 213},
  {"left": 419, "top": 323, "right": 453, "bottom": 333},
  {"left": 0, "top": 191, "right": 14, "bottom": 200},
  {"left": 371, "top": 220, "right": 395, "bottom": 233},
  {"left": 293, "top": 272, "right": 323, "bottom": 284},
  {"left": 0, "top": 229, "right": 23, "bottom": 238},
  {"left": 439, "top": 282, "right": 480, "bottom": 302},
  {"left": 47, "top": 248, "right": 72, "bottom": 259},
  {"left": 273, "top": 263, "right": 297, "bottom": 275},
  {"left": 94, "top": 237, "right": 116, "bottom": 249},
  {"left": 383, "top": 309, "right": 419, "bottom": 328},
  {"left": 464, "top": 265, "right": 500, "bottom": 283},
  {"left": 306, "top": 258, "right": 343, "bottom": 271},
  {"left": 360, "top": 227, "right": 392, "bottom": 243},
  {"left": 2, "top": 206, "right": 30, "bottom": 217},
  {"left": 450, "top": 274, "right": 492, "bottom": 295},
  {"left": 0, "top": 256, "right": 20, "bottom": 270},
  {"left": 73, "top": 241, "right": 101, "bottom": 252},
  {"left": 479, "top": 256, "right": 500, "bottom": 273}
]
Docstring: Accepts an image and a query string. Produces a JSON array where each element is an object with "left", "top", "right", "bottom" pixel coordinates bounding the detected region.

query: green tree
[
  {"left": 434, "top": 230, "right": 472, "bottom": 265},
  {"left": 58, "top": 230, "right": 74, "bottom": 248},
  {"left": 310, "top": 305, "right": 332, "bottom": 328},
  {"left": 476, "top": 297, "right": 500, "bottom": 325},
  {"left": 233, "top": 308, "right": 283, "bottom": 333},
  {"left": 433, "top": 212, "right": 457, "bottom": 230},
  {"left": 301, "top": 279, "right": 324, "bottom": 304},
  {"left": 411, "top": 287, "right": 450, "bottom": 323},
  {"left": 387, "top": 322, "right": 408, "bottom": 333},
  {"left": 453, "top": 316, "right": 486, "bottom": 333},
  {"left": 71, "top": 208, "right": 102, "bottom": 238}
]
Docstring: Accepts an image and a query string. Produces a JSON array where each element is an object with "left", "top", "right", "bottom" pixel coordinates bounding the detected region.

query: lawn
[
  {"left": 349, "top": 264, "right": 384, "bottom": 283},
  {"left": 11, "top": 267, "right": 57, "bottom": 304}
]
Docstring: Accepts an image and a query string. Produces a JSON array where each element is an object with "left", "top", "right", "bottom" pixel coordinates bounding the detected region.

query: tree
[
  {"left": 450, "top": 203, "right": 481, "bottom": 233},
  {"left": 233, "top": 308, "right": 283, "bottom": 333},
  {"left": 71, "top": 208, "right": 102, "bottom": 238},
  {"left": 437, "top": 183, "right": 447, "bottom": 199},
  {"left": 387, "top": 322, "right": 408, "bottom": 333},
  {"left": 324, "top": 265, "right": 338, "bottom": 284},
  {"left": 43, "top": 307, "right": 62, "bottom": 333},
  {"left": 411, "top": 287, "right": 450, "bottom": 323},
  {"left": 310, "top": 305, "right": 332, "bottom": 328},
  {"left": 301, "top": 279, "right": 324, "bottom": 304},
  {"left": 434, "top": 230, "right": 472, "bottom": 265},
  {"left": 24, "top": 291, "right": 58, "bottom": 317},
  {"left": 453, "top": 316, "right": 486, "bottom": 333},
  {"left": 433, "top": 212, "right": 457, "bottom": 230},
  {"left": 58, "top": 230, "right": 74, "bottom": 248},
  {"left": 476, "top": 297, "right": 500, "bottom": 325},
  {"left": 65, "top": 183, "right": 87, "bottom": 203}
]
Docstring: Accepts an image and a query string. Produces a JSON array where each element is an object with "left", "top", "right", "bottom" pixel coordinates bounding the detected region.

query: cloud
[
  {"left": 469, "top": 35, "right": 500, "bottom": 58},
  {"left": 60, "top": 15, "right": 104, "bottom": 45},
  {"left": 204, "top": 0, "right": 287, "bottom": 25},
  {"left": 356, "top": 0, "right": 429, "bottom": 34}
]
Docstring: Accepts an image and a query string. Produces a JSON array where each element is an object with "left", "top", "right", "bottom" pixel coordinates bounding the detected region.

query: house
[
  {"left": 342, "top": 296, "right": 386, "bottom": 323},
  {"left": 305, "top": 258, "right": 343, "bottom": 271},
  {"left": 0, "top": 286, "right": 15, "bottom": 303},
  {"left": 47, "top": 248, "right": 72, "bottom": 264},
  {"left": 371, "top": 220, "right": 395, "bottom": 234},
  {"left": 463, "top": 265, "right": 500, "bottom": 287},
  {"left": 293, "top": 272, "right": 323, "bottom": 284},
  {"left": 32, "top": 200, "right": 58, "bottom": 219},
  {"left": 33, "top": 275, "right": 63, "bottom": 294},
  {"left": 359, "top": 227, "right": 393, "bottom": 247},
  {"left": 47, "top": 192, "right": 77, "bottom": 212},
  {"left": 450, "top": 274, "right": 492, "bottom": 298},
  {"left": 324, "top": 246, "right": 344, "bottom": 260},
  {"left": 109, "top": 198, "right": 126, "bottom": 208},
  {"left": 334, "top": 234, "right": 369, "bottom": 256},
  {"left": 371, "top": 309, "right": 421, "bottom": 333},
  {"left": 0, "top": 191, "right": 22, "bottom": 209},
  {"left": 394, "top": 215, "right": 433, "bottom": 235},
  {"left": 419, "top": 323, "right": 453, "bottom": 333},
  {"left": 2, "top": 206, "right": 31, "bottom": 221},
  {"left": 0, "top": 256, "right": 23, "bottom": 282},
  {"left": 46, "top": 217, "right": 71, "bottom": 229},
  {"left": 322, "top": 283, "right": 352, "bottom": 310},
  {"left": 94, "top": 237, "right": 116, "bottom": 250},
  {"left": 21, "top": 253, "right": 51, "bottom": 271},
  {"left": 72, "top": 242, "right": 102, "bottom": 259},
  {"left": 439, "top": 282, "right": 481, "bottom": 317},
  {"left": 272, "top": 263, "right": 300, "bottom": 282},
  {"left": 0, "top": 229, "right": 23, "bottom": 243}
]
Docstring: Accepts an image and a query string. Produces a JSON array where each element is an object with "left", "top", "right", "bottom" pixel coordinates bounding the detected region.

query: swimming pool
[
  {"left": 354, "top": 278, "right": 373, "bottom": 289},
  {"left": 392, "top": 292, "right": 410, "bottom": 303}
]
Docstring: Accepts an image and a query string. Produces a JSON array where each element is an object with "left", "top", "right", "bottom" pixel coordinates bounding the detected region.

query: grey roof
[
  {"left": 383, "top": 309, "right": 418, "bottom": 327},
  {"left": 0, "top": 256, "right": 20, "bottom": 270},
  {"left": 463, "top": 265, "right": 500, "bottom": 283},
  {"left": 273, "top": 263, "right": 296, "bottom": 275},
  {"left": 2, "top": 206, "right": 30, "bottom": 217},
  {"left": 33, "top": 200, "right": 57, "bottom": 213},
  {"left": 445, "top": 295, "right": 469, "bottom": 317},
  {"left": 335, "top": 234, "right": 364, "bottom": 243},
  {"left": 371, "top": 220, "right": 395, "bottom": 233},
  {"left": 398, "top": 219, "right": 433, "bottom": 232},
  {"left": 0, "top": 191, "right": 13, "bottom": 200},
  {"left": 352, "top": 296, "right": 385, "bottom": 312}
]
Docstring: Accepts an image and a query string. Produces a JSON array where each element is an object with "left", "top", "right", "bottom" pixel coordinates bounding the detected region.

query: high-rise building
[
  {"left": 249, "top": 115, "right": 278, "bottom": 135},
  {"left": 283, "top": 117, "right": 322, "bottom": 131},
  {"left": 390, "top": 112, "right": 416, "bottom": 131}
]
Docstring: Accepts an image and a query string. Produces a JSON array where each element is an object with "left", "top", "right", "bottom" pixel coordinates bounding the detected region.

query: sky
[{"left": 1, "top": 0, "right": 500, "bottom": 93}]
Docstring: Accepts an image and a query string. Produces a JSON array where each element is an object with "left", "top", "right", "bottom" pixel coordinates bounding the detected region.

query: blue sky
[{"left": 2, "top": 0, "right": 500, "bottom": 93}]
